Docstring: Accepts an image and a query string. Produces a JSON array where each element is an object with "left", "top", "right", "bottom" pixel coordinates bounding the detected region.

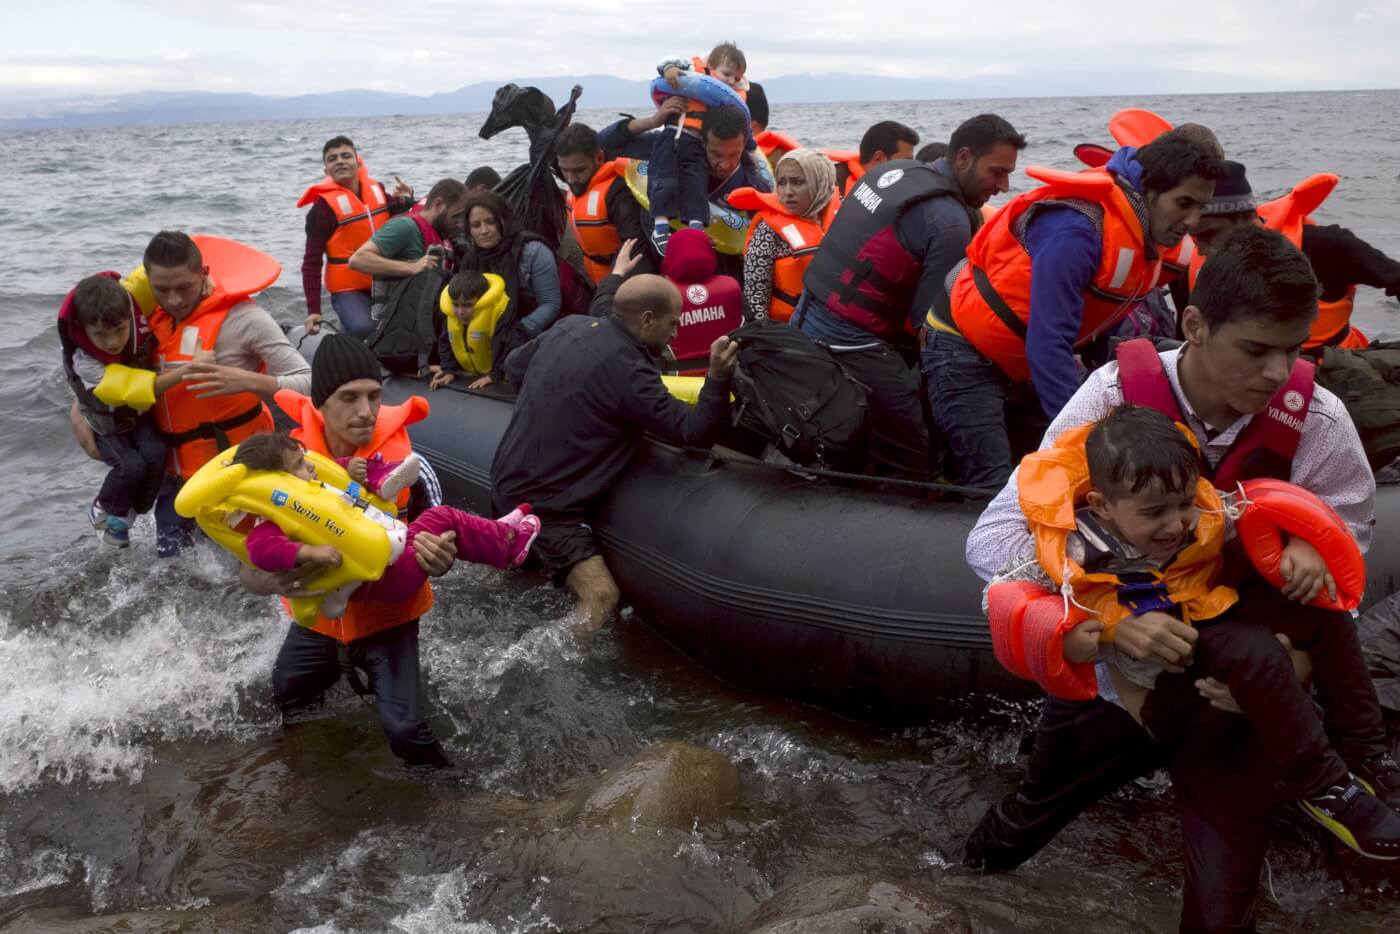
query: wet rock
[
  {"left": 739, "top": 874, "right": 970, "bottom": 934},
  {"left": 563, "top": 742, "right": 741, "bottom": 829}
]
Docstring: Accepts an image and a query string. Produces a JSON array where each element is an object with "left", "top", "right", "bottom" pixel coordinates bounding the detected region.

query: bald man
[{"left": 491, "top": 260, "right": 739, "bottom": 629}]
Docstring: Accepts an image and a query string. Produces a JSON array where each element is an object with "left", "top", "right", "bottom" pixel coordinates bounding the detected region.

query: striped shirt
[{"left": 966, "top": 345, "right": 1375, "bottom": 582}]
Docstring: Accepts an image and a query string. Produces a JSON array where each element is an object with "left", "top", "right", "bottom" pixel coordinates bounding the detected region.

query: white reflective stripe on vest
[
  {"left": 1108, "top": 247, "right": 1136, "bottom": 290},
  {"left": 179, "top": 326, "right": 201, "bottom": 357},
  {"left": 586, "top": 191, "right": 601, "bottom": 216},
  {"left": 369, "top": 184, "right": 385, "bottom": 206},
  {"left": 1176, "top": 236, "right": 1195, "bottom": 267},
  {"left": 779, "top": 223, "right": 807, "bottom": 249},
  {"left": 336, "top": 194, "right": 352, "bottom": 214}
]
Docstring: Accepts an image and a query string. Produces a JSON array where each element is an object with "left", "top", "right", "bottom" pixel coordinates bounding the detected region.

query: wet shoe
[
  {"left": 651, "top": 222, "right": 672, "bottom": 257},
  {"left": 1299, "top": 777, "right": 1400, "bottom": 859},
  {"left": 1356, "top": 752, "right": 1400, "bottom": 810},
  {"left": 496, "top": 502, "right": 533, "bottom": 528},
  {"left": 88, "top": 498, "right": 110, "bottom": 530},
  {"left": 320, "top": 590, "right": 350, "bottom": 620},
  {"left": 102, "top": 515, "right": 131, "bottom": 549},
  {"left": 374, "top": 453, "right": 421, "bottom": 502},
  {"left": 506, "top": 514, "right": 541, "bottom": 568}
]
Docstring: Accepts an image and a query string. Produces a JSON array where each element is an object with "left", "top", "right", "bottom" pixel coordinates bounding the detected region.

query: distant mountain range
[{"left": 0, "top": 69, "right": 1357, "bottom": 130}]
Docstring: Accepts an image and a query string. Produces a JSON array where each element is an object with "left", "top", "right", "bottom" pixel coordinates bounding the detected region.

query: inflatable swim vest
[
  {"left": 623, "top": 158, "right": 750, "bottom": 255},
  {"left": 1236, "top": 477, "right": 1366, "bottom": 613},
  {"left": 174, "top": 444, "right": 406, "bottom": 627}
]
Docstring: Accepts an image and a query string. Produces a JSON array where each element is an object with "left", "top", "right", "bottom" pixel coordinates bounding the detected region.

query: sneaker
[
  {"left": 506, "top": 514, "right": 541, "bottom": 568},
  {"left": 1356, "top": 752, "right": 1400, "bottom": 810},
  {"left": 102, "top": 515, "right": 131, "bottom": 549},
  {"left": 496, "top": 502, "right": 533, "bottom": 528},
  {"left": 651, "top": 222, "right": 672, "bottom": 257},
  {"left": 686, "top": 219, "right": 705, "bottom": 229},
  {"left": 1299, "top": 777, "right": 1400, "bottom": 859},
  {"left": 373, "top": 453, "right": 421, "bottom": 502},
  {"left": 320, "top": 590, "right": 350, "bottom": 620},
  {"left": 88, "top": 498, "right": 109, "bottom": 530}
]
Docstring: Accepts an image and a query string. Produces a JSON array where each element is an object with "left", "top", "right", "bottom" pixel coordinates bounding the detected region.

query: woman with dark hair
[{"left": 457, "top": 190, "right": 563, "bottom": 385}]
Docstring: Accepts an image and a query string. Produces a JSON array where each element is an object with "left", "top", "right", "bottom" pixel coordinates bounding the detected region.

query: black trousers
[
  {"left": 966, "top": 580, "right": 1390, "bottom": 933},
  {"left": 95, "top": 420, "right": 166, "bottom": 516},
  {"left": 828, "top": 342, "right": 931, "bottom": 481},
  {"left": 271, "top": 620, "right": 451, "bottom": 768}
]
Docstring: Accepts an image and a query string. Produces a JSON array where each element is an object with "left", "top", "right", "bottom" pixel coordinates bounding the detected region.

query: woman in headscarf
[
  {"left": 730, "top": 148, "right": 839, "bottom": 322},
  {"left": 456, "top": 190, "right": 563, "bottom": 385}
]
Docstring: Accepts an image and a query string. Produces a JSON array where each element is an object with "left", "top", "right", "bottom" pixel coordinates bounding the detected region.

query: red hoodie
[{"left": 660, "top": 228, "right": 743, "bottom": 374}]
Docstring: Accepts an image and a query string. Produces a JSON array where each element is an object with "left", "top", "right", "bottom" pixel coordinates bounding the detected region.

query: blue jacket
[{"left": 1024, "top": 146, "right": 1144, "bottom": 418}]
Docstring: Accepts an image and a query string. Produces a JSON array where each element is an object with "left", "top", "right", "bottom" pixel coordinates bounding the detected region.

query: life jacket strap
[
  {"left": 161, "top": 402, "right": 265, "bottom": 449},
  {"left": 972, "top": 264, "right": 1028, "bottom": 341}
]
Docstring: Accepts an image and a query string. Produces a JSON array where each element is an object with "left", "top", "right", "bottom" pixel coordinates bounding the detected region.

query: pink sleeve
[{"left": 245, "top": 520, "right": 302, "bottom": 572}]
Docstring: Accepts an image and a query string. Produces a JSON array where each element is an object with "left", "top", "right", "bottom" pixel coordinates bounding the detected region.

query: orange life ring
[
  {"left": 1236, "top": 478, "right": 1365, "bottom": 612},
  {"left": 987, "top": 580, "right": 1098, "bottom": 700}
]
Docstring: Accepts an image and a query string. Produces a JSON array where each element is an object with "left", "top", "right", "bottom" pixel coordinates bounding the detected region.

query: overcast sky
[{"left": 4, "top": 0, "right": 1397, "bottom": 100}]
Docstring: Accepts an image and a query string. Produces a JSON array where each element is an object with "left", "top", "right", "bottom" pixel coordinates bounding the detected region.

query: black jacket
[{"left": 490, "top": 313, "right": 730, "bottom": 518}]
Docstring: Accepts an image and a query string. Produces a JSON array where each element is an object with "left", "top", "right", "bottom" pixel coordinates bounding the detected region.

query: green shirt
[{"left": 371, "top": 215, "right": 426, "bottom": 262}]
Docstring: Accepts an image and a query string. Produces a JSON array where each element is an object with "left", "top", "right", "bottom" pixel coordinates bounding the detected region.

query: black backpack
[
  {"left": 728, "top": 319, "right": 870, "bottom": 468},
  {"left": 368, "top": 268, "right": 446, "bottom": 376},
  {"left": 1316, "top": 340, "right": 1400, "bottom": 471}
]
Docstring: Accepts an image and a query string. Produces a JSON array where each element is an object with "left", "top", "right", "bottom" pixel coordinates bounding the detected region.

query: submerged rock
[
  {"left": 563, "top": 742, "right": 741, "bottom": 829},
  {"left": 739, "top": 874, "right": 970, "bottom": 934}
]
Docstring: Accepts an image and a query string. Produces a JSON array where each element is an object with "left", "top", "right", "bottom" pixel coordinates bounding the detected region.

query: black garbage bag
[
  {"left": 478, "top": 83, "right": 582, "bottom": 252},
  {"left": 1357, "top": 592, "right": 1400, "bottom": 713}
]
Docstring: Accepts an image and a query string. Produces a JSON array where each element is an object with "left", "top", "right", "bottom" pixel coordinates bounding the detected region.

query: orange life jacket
[
  {"left": 1018, "top": 421, "right": 1238, "bottom": 640},
  {"left": 756, "top": 129, "right": 801, "bottom": 170},
  {"left": 826, "top": 150, "right": 864, "bottom": 198},
  {"left": 948, "top": 165, "right": 1165, "bottom": 381},
  {"left": 681, "top": 56, "right": 748, "bottom": 134},
  {"left": 273, "top": 388, "right": 434, "bottom": 643},
  {"left": 728, "top": 186, "right": 840, "bottom": 322},
  {"left": 297, "top": 161, "right": 390, "bottom": 294},
  {"left": 150, "top": 287, "right": 274, "bottom": 480},
  {"left": 568, "top": 158, "right": 629, "bottom": 285}
]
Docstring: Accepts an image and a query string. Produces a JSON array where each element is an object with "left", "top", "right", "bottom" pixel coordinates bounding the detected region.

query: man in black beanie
[
  {"left": 241, "top": 332, "right": 460, "bottom": 769},
  {"left": 1191, "top": 160, "right": 1400, "bottom": 349}
]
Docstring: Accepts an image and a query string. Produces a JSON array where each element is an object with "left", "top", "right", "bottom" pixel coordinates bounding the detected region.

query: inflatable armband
[
  {"left": 123, "top": 235, "right": 281, "bottom": 318},
  {"left": 623, "top": 158, "right": 749, "bottom": 255},
  {"left": 987, "top": 580, "right": 1098, "bottom": 700},
  {"left": 93, "top": 364, "right": 157, "bottom": 411},
  {"left": 174, "top": 445, "right": 402, "bottom": 626},
  {"left": 1235, "top": 478, "right": 1365, "bottom": 612}
]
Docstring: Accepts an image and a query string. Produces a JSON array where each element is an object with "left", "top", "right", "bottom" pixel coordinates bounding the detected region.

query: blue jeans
[
  {"left": 271, "top": 619, "right": 451, "bottom": 768},
  {"left": 924, "top": 330, "right": 1050, "bottom": 491},
  {"left": 330, "top": 289, "right": 375, "bottom": 340},
  {"left": 95, "top": 420, "right": 166, "bottom": 516}
]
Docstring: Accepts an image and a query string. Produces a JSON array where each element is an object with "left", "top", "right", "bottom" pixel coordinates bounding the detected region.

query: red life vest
[
  {"left": 568, "top": 158, "right": 629, "bottom": 285},
  {"left": 948, "top": 166, "right": 1165, "bottom": 381},
  {"left": 297, "top": 161, "right": 390, "bottom": 294},
  {"left": 728, "top": 186, "right": 840, "bottom": 322},
  {"left": 803, "top": 160, "right": 968, "bottom": 340},
  {"left": 149, "top": 287, "right": 274, "bottom": 479},
  {"left": 273, "top": 389, "right": 433, "bottom": 643},
  {"left": 1115, "top": 338, "right": 1314, "bottom": 490},
  {"left": 668, "top": 276, "right": 743, "bottom": 374}
]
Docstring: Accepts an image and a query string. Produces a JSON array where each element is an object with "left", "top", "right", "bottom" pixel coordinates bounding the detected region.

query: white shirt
[{"left": 966, "top": 346, "right": 1376, "bottom": 582}]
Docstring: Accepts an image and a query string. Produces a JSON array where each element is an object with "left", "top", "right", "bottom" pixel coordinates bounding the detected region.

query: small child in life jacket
[
  {"left": 989, "top": 404, "right": 1400, "bottom": 858},
  {"left": 649, "top": 42, "right": 750, "bottom": 255},
  {"left": 59, "top": 273, "right": 170, "bottom": 548},
  {"left": 430, "top": 270, "right": 507, "bottom": 392},
  {"left": 231, "top": 432, "right": 540, "bottom": 618}
]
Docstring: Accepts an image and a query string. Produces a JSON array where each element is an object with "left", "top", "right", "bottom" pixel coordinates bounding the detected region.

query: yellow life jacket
[
  {"left": 173, "top": 444, "right": 404, "bottom": 628},
  {"left": 438, "top": 273, "right": 510, "bottom": 376}
]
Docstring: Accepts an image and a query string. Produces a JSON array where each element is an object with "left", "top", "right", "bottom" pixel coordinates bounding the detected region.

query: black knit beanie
[
  {"left": 311, "top": 333, "right": 382, "bottom": 407},
  {"left": 1201, "top": 161, "right": 1256, "bottom": 216}
]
